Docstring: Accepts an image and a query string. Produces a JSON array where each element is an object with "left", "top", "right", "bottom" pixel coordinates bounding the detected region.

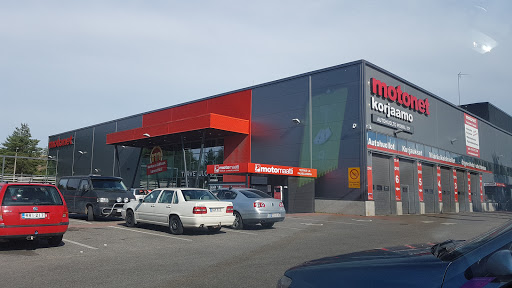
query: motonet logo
[
  {"left": 255, "top": 164, "right": 294, "bottom": 175},
  {"left": 370, "top": 78, "right": 431, "bottom": 116},
  {"left": 49, "top": 136, "right": 73, "bottom": 149}
]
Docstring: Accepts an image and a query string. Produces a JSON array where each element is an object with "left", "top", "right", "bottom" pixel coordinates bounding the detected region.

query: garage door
[
  {"left": 457, "top": 170, "right": 467, "bottom": 212},
  {"left": 422, "top": 164, "right": 435, "bottom": 213},
  {"left": 441, "top": 167, "right": 455, "bottom": 212},
  {"left": 471, "top": 173, "right": 480, "bottom": 211},
  {"left": 400, "top": 159, "right": 416, "bottom": 214},
  {"left": 373, "top": 154, "right": 392, "bottom": 215}
]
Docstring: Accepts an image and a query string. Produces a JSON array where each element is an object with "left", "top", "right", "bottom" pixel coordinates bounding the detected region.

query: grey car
[{"left": 214, "top": 188, "right": 285, "bottom": 229}]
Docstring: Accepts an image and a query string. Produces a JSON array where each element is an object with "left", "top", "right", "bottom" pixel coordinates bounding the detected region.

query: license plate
[
  {"left": 117, "top": 208, "right": 122, "bottom": 213},
  {"left": 210, "top": 208, "right": 222, "bottom": 212},
  {"left": 22, "top": 213, "right": 46, "bottom": 219},
  {"left": 268, "top": 213, "right": 281, "bottom": 218}
]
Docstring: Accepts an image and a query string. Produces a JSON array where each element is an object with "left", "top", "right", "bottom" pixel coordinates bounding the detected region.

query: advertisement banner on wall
[
  {"left": 367, "top": 166, "right": 374, "bottom": 201},
  {"left": 467, "top": 172, "right": 472, "bottom": 203},
  {"left": 147, "top": 146, "right": 168, "bottom": 175},
  {"left": 417, "top": 163, "right": 424, "bottom": 202},
  {"left": 464, "top": 114, "right": 480, "bottom": 157},
  {"left": 453, "top": 169, "right": 459, "bottom": 202},
  {"left": 437, "top": 167, "right": 442, "bottom": 202},
  {"left": 394, "top": 158, "right": 401, "bottom": 201}
]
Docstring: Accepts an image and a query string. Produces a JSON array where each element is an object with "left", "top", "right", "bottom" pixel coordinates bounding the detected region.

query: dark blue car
[{"left": 277, "top": 221, "right": 512, "bottom": 288}]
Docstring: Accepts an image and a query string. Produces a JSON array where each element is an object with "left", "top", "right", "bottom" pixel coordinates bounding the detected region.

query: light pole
[
  {"left": 458, "top": 72, "right": 469, "bottom": 105},
  {"left": 13, "top": 148, "right": 18, "bottom": 182}
]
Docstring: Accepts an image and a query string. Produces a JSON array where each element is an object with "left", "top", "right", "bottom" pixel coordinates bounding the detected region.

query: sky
[{"left": 1, "top": 0, "right": 511, "bottom": 148}]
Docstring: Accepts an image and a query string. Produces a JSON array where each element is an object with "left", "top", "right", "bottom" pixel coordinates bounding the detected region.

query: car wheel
[
  {"left": 207, "top": 226, "right": 221, "bottom": 233},
  {"left": 125, "top": 209, "right": 135, "bottom": 227},
  {"left": 47, "top": 235, "right": 63, "bottom": 247},
  {"left": 261, "top": 222, "right": 274, "bottom": 229},
  {"left": 169, "top": 215, "right": 184, "bottom": 235},
  {"left": 86, "top": 205, "right": 95, "bottom": 221},
  {"left": 232, "top": 211, "right": 244, "bottom": 230}
]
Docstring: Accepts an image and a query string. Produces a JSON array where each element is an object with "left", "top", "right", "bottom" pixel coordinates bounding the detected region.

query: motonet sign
[
  {"left": 49, "top": 136, "right": 73, "bottom": 149},
  {"left": 370, "top": 78, "right": 431, "bottom": 123},
  {"left": 207, "top": 163, "right": 317, "bottom": 178}
]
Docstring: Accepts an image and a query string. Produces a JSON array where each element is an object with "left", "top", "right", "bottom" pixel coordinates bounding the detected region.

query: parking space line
[
  {"left": 108, "top": 226, "right": 193, "bottom": 242},
  {"left": 286, "top": 217, "right": 366, "bottom": 226},
  {"left": 273, "top": 226, "right": 304, "bottom": 230},
  {"left": 64, "top": 239, "right": 98, "bottom": 250},
  {"left": 224, "top": 229, "right": 258, "bottom": 236},
  {"left": 69, "top": 219, "right": 92, "bottom": 224}
]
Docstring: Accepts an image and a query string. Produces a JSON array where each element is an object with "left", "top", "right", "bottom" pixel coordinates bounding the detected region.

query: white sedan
[{"left": 122, "top": 188, "right": 235, "bottom": 235}]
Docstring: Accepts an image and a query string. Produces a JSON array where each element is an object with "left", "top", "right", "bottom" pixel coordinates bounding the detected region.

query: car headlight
[
  {"left": 117, "top": 197, "right": 122, "bottom": 203},
  {"left": 97, "top": 198, "right": 109, "bottom": 203},
  {"left": 277, "top": 275, "right": 292, "bottom": 288},
  {"left": 124, "top": 197, "right": 129, "bottom": 203}
]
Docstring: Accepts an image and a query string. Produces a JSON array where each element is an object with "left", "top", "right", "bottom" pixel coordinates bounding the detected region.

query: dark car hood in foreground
[{"left": 285, "top": 243, "right": 450, "bottom": 288}]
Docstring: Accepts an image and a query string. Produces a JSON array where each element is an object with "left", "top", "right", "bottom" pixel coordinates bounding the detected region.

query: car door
[
  {"left": 152, "top": 190, "right": 175, "bottom": 224},
  {"left": 135, "top": 190, "right": 161, "bottom": 223}
]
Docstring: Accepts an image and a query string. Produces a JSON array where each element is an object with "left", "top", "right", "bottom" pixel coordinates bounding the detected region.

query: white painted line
[
  {"left": 69, "top": 219, "right": 92, "bottom": 224},
  {"left": 421, "top": 221, "right": 435, "bottom": 223},
  {"left": 441, "top": 222, "right": 457, "bottom": 225},
  {"left": 64, "top": 239, "right": 98, "bottom": 250},
  {"left": 109, "top": 226, "right": 193, "bottom": 242},
  {"left": 224, "top": 229, "right": 258, "bottom": 236},
  {"left": 352, "top": 219, "right": 372, "bottom": 222},
  {"left": 300, "top": 223, "right": 324, "bottom": 226},
  {"left": 273, "top": 226, "right": 304, "bottom": 230},
  {"left": 287, "top": 217, "right": 364, "bottom": 226}
]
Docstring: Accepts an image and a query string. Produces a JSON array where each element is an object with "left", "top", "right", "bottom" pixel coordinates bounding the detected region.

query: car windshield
[
  {"left": 91, "top": 179, "right": 127, "bottom": 191},
  {"left": 239, "top": 189, "right": 271, "bottom": 198},
  {"left": 2, "top": 185, "right": 64, "bottom": 206},
  {"left": 181, "top": 189, "right": 218, "bottom": 201},
  {"left": 438, "top": 220, "right": 512, "bottom": 261}
]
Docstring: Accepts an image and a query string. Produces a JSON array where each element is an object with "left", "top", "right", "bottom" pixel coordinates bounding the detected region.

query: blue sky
[{"left": 1, "top": 0, "right": 511, "bottom": 148}]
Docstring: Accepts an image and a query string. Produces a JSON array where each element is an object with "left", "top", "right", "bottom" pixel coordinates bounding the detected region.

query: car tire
[
  {"left": 87, "top": 205, "right": 95, "bottom": 221},
  {"left": 207, "top": 226, "right": 221, "bottom": 233},
  {"left": 232, "top": 211, "right": 244, "bottom": 230},
  {"left": 125, "top": 209, "right": 135, "bottom": 227},
  {"left": 47, "top": 235, "right": 63, "bottom": 247},
  {"left": 261, "top": 222, "right": 274, "bottom": 229},
  {"left": 169, "top": 215, "right": 184, "bottom": 235}
]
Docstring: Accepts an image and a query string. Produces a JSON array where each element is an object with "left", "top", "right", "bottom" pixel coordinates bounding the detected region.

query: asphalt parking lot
[{"left": 1, "top": 211, "right": 511, "bottom": 288}]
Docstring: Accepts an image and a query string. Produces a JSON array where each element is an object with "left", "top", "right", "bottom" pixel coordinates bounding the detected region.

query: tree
[{"left": 1, "top": 123, "right": 44, "bottom": 175}]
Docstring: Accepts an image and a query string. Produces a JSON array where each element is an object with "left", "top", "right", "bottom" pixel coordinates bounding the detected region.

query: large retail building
[{"left": 48, "top": 60, "right": 512, "bottom": 216}]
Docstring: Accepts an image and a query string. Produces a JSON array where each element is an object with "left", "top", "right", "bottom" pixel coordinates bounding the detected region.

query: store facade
[{"left": 48, "top": 60, "right": 512, "bottom": 215}]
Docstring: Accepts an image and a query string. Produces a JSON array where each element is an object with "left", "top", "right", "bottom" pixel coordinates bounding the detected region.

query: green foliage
[{"left": 0, "top": 123, "right": 45, "bottom": 175}]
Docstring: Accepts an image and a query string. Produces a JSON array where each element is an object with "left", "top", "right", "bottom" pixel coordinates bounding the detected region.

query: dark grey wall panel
[
  {"left": 92, "top": 122, "right": 116, "bottom": 176},
  {"left": 73, "top": 128, "right": 94, "bottom": 176}
]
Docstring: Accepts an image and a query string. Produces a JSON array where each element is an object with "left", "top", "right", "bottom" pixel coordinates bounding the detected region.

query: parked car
[
  {"left": 0, "top": 182, "right": 69, "bottom": 246},
  {"left": 213, "top": 188, "right": 285, "bottom": 229},
  {"left": 130, "top": 188, "right": 152, "bottom": 201},
  {"left": 58, "top": 175, "right": 135, "bottom": 221},
  {"left": 122, "top": 188, "right": 235, "bottom": 235},
  {"left": 277, "top": 220, "right": 512, "bottom": 288}
]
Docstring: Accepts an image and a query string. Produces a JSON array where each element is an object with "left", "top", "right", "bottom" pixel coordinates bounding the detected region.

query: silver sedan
[{"left": 214, "top": 188, "right": 285, "bottom": 229}]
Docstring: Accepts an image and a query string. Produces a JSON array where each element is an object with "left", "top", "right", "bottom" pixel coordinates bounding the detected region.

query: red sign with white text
[
  {"left": 49, "top": 135, "right": 73, "bottom": 149},
  {"left": 467, "top": 172, "right": 472, "bottom": 203},
  {"left": 464, "top": 114, "right": 480, "bottom": 158},
  {"left": 147, "top": 146, "right": 167, "bottom": 175},
  {"left": 437, "top": 167, "right": 442, "bottom": 202},
  {"left": 479, "top": 175, "right": 483, "bottom": 202},
  {"left": 367, "top": 166, "right": 373, "bottom": 201},
  {"left": 453, "top": 169, "right": 459, "bottom": 202},
  {"left": 207, "top": 163, "right": 317, "bottom": 178},
  {"left": 394, "top": 158, "right": 401, "bottom": 201},
  {"left": 417, "top": 163, "right": 424, "bottom": 202}
]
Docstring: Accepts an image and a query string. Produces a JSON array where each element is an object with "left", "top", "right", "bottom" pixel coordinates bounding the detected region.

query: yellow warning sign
[{"left": 348, "top": 167, "right": 360, "bottom": 188}]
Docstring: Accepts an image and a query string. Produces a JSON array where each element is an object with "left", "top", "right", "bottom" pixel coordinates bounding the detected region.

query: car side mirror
[
  {"left": 139, "top": 198, "right": 143, "bottom": 203},
  {"left": 486, "top": 250, "right": 512, "bottom": 277},
  {"left": 81, "top": 184, "right": 90, "bottom": 192}
]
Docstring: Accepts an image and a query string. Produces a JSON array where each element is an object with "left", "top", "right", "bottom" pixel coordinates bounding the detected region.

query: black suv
[{"left": 57, "top": 175, "right": 135, "bottom": 221}]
